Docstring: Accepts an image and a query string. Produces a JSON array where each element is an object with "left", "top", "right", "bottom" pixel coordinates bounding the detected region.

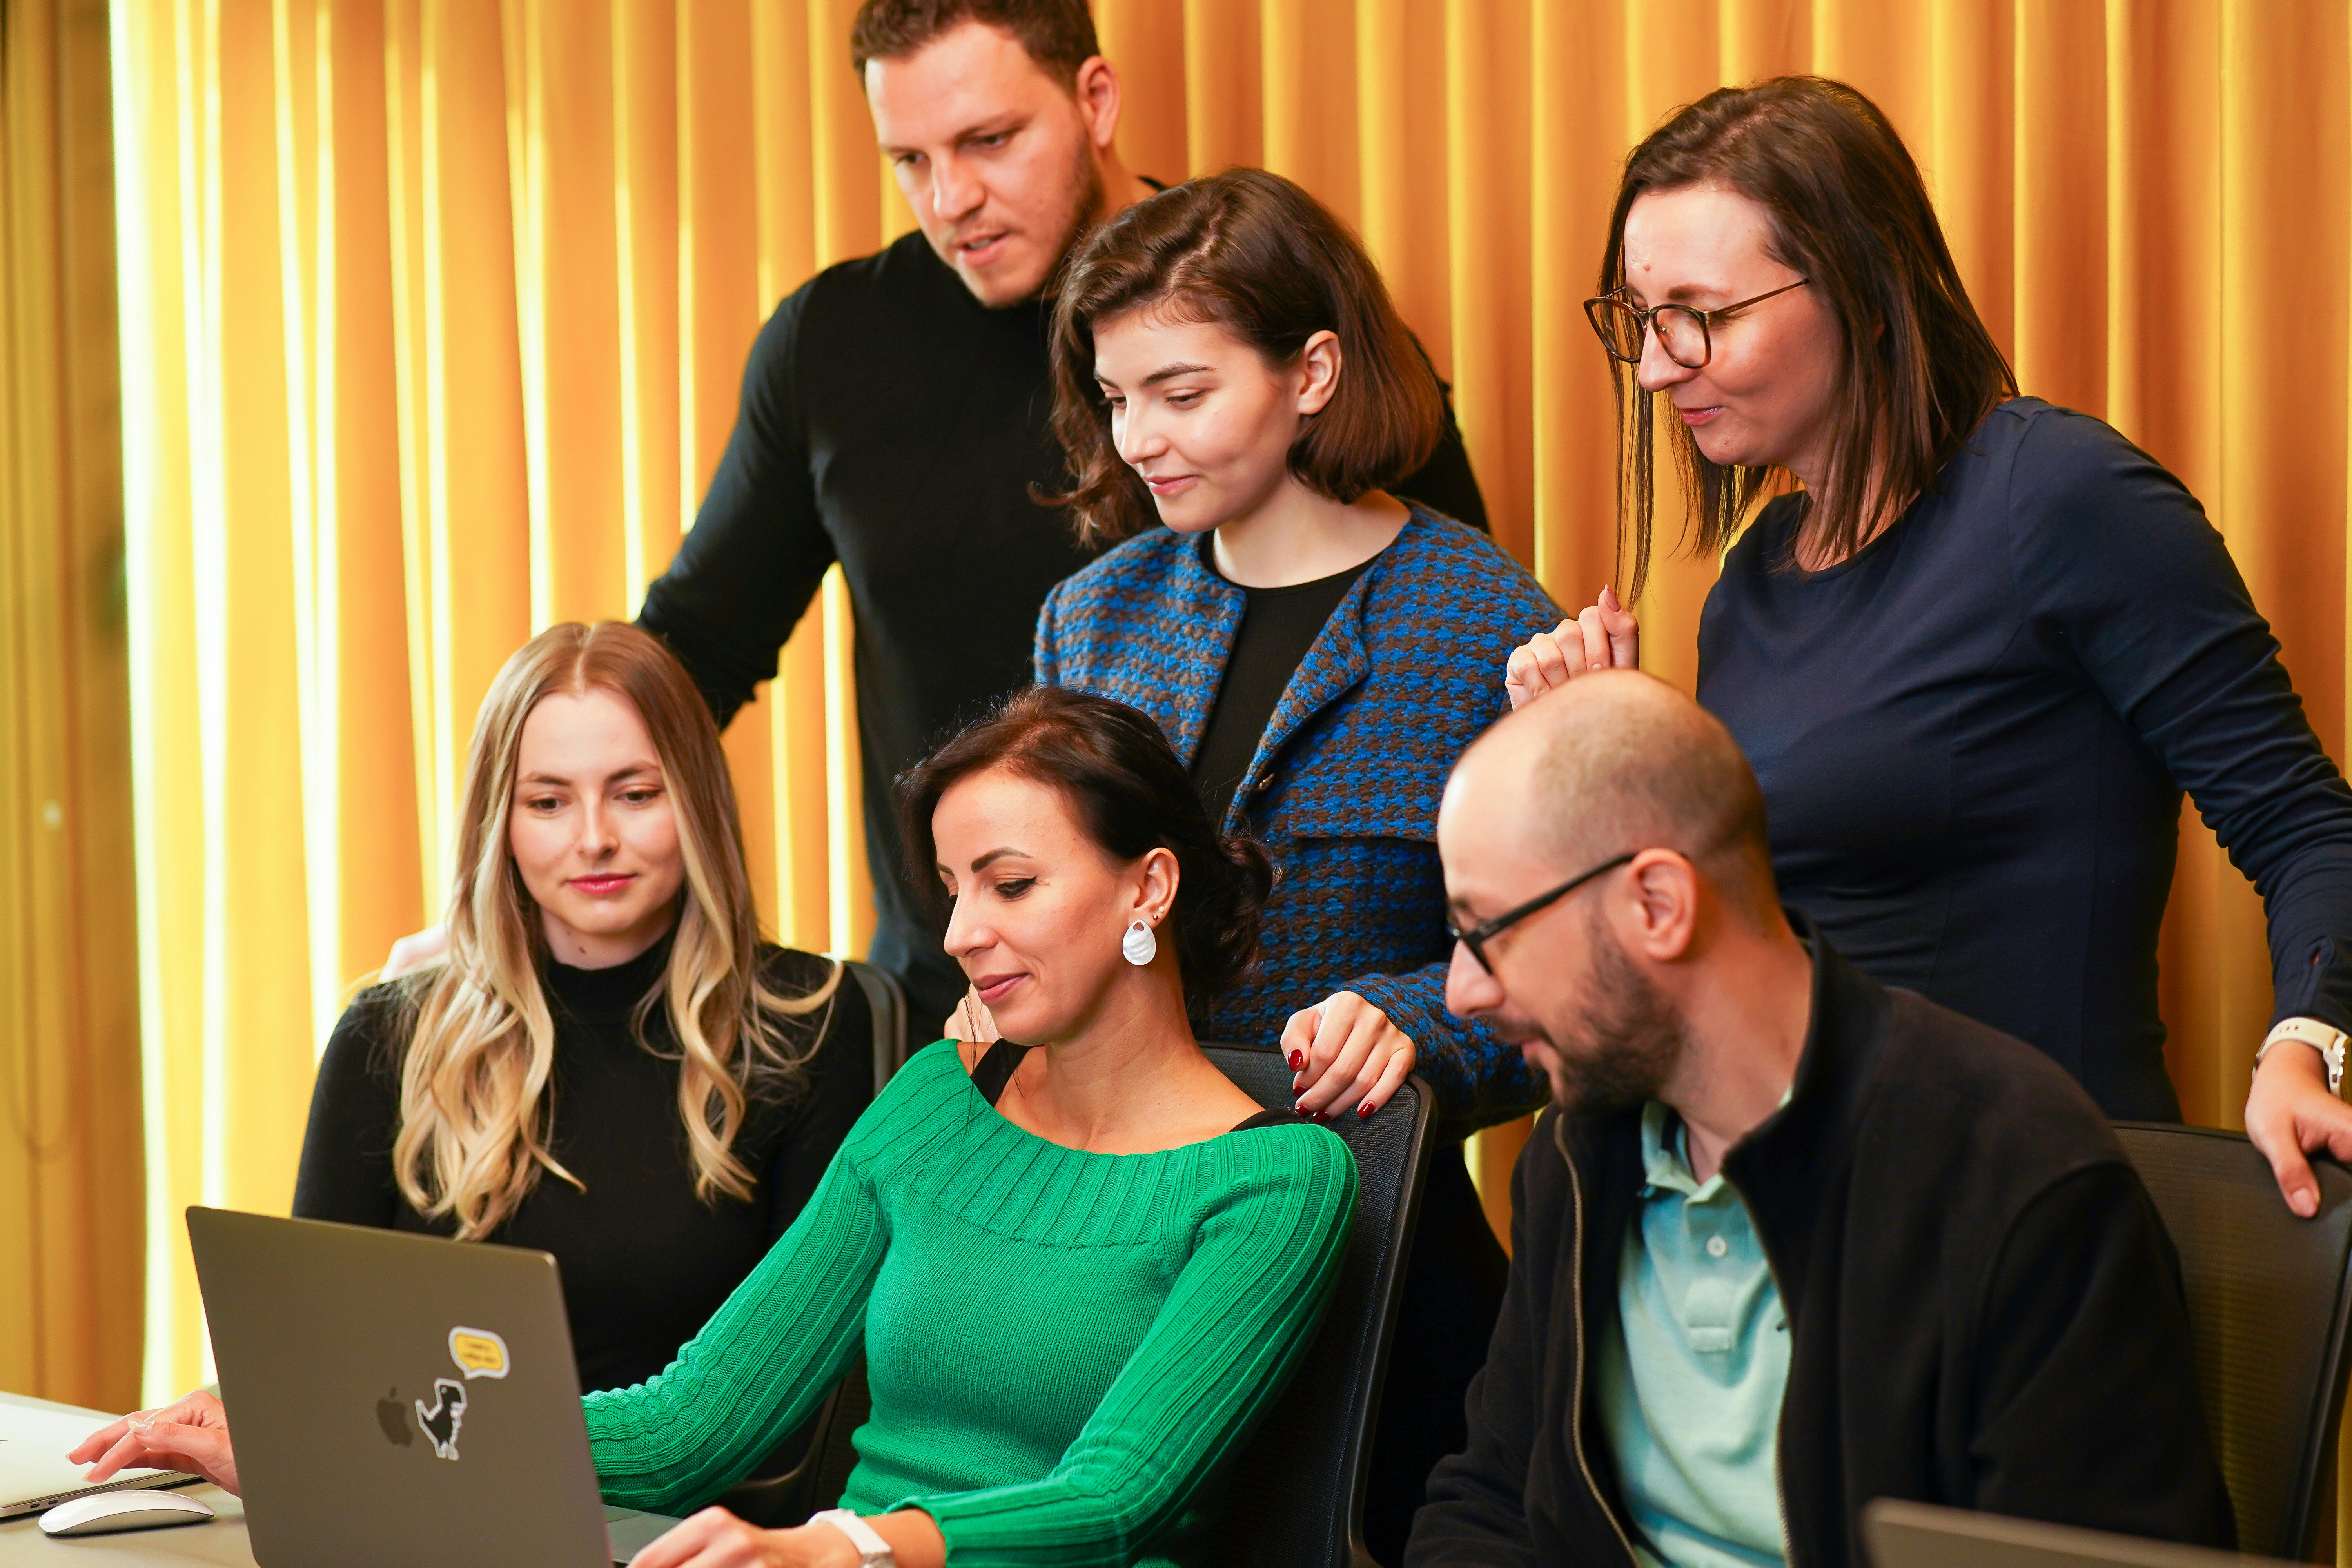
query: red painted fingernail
[
  {"left": 1288, "top": 1051, "right": 1304, "bottom": 1071},
  {"left": 1359, "top": 1103, "right": 1374, "bottom": 1119}
]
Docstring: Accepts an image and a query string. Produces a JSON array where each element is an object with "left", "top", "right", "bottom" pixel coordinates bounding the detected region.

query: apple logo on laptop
[{"left": 376, "top": 1388, "right": 414, "bottom": 1447}]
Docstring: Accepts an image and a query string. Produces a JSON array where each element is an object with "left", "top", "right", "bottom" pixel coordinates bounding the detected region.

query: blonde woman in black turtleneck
[{"left": 290, "top": 621, "right": 870, "bottom": 1394}]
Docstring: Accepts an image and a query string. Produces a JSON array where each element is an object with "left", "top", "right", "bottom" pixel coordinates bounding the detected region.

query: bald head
[{"left": 1453, "top": 671, "right": 1776, "bottom": 919}]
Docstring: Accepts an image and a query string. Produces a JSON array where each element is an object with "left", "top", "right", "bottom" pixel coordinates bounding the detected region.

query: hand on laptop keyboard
[{"left": 68, "top": 1390, "right": 241, "bottom": 1498}]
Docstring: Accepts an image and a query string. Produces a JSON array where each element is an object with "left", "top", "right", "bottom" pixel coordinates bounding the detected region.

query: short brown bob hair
[
  {"left": 897, "top": 686, "right": 1275, "bottom": 1002},
  {"left": 1047, "top": 168, "right": 1444, "bottom": 546},
  {"left": 848, "top": 0, "right": 1098, "bottom": 87},
  {"left": 1602, "top": 76, "right": 2016, "bottom": 595}
]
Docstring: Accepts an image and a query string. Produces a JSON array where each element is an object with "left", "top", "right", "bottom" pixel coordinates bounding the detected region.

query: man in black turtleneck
[{"left": 637, "top": 0, "right": 1486, "bottom": 1028}]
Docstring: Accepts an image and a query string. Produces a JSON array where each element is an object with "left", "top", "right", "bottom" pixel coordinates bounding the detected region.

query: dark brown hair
[
  {"left": 1046, "top": 167, "right": 1444, "bottom": 546},
  {"left": 897, "top": 686, "right": 1275, "bottom": 1001},
  {"left": 1602, "top": 76, "right": 2016, "bottom": 595},
  {"left": 849, "top": 0, "right": 1099, "bottom": 87}
]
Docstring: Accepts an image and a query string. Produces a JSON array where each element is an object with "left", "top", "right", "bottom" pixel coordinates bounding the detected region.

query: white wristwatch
[
  {"left": 2258, "top": 1016, "right": 2348, "bottom": 1097},
  {"left": 809, "top": 1509, "right": 895, "bottom": 1567}
]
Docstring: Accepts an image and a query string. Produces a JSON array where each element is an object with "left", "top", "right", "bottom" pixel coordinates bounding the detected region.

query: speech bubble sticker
[{"left": 448, "top": 1327, "right": 509, "bottom": 1380}]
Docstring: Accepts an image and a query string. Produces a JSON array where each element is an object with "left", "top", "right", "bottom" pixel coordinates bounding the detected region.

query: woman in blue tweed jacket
[{"left": 1018, "top": 169, "right": 1564, "bottom": 1564}]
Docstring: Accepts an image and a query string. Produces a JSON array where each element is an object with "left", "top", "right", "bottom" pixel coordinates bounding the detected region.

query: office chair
[
  {"left": 2113, "top": 1122, "right": 2352, "bottom": 1559},
  {"left": 715, "top": 958, "right": 908, "bottom": 1528},
  {"left": 1194, "top": 1042, "right": 1435, "bottom": 1568},
  {"left": 844, "top": 959, "right": 913, "bottom": 1087}
]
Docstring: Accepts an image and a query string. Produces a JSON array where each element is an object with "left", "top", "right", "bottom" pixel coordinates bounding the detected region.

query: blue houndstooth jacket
[{"left": 1035, "top": 506, "right": 1564, "bottom": 1132}]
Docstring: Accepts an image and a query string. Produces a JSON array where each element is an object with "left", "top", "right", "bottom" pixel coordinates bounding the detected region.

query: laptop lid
[
  {"left": 0, "top": 1390, "right": 194, "bottom": 1519},
  {"left": 1864, "top": 1500, "right": 2278, "bottom": 1568},
  {"left": 188, "top": 1206, "right": 615, "bottom": 1568}
]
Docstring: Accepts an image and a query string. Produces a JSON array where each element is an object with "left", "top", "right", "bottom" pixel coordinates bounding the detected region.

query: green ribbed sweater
[{"left": 581, "top": 1040, "right": 1357, "bottom": 1566}]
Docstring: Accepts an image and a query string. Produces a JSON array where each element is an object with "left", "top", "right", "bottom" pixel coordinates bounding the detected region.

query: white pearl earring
[{"left": 1121, "top": 919, "right": 1158, "bottom": 966}]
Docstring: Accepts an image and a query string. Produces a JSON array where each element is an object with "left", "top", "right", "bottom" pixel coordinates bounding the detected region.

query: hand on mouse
[{"left": 71, "top": 1390, "right": 240, "bottom": 1497}]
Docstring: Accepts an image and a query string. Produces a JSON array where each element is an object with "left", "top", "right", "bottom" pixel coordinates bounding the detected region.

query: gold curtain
[
  {"left": 88, "top": 0, "right": 2352, "bottom": 1470},
  {"left": 1, "top": 0, "right": 144, "bottom": 1412}
]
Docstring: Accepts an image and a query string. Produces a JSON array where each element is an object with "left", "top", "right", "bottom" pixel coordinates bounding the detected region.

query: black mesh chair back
[
  {"left": 716, "top": 959, "right": 908, "bottom": 1527},
  {"left": 2112, "top": 1123, "right": 2352, "bottom": 1559},
  {"left": 1194, "top": 1043, "right": 1435, "bottom": 1568},
  {"left": 844, "top": 959, "right": 912, "bottom": 1087}
]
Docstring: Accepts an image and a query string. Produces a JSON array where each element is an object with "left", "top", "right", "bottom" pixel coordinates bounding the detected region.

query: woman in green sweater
[
  {"left": 77, "top": 687, "right": 1352, "bottom": 1566},
  {"left": 593, "top": 685, "right": 1359, "bottom": 1568}
]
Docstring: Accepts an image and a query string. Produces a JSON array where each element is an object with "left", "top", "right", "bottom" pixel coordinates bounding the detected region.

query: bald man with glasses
[{"left": 1409, "top": 670, "right": 2232, "bottom": 1568}]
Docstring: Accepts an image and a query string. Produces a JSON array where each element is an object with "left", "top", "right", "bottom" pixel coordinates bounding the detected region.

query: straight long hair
[
  {"left": 392, "top": 622, "right": 837, "bottom": 1239},
  {"left": 1602, "top": 76, "right": 2016, "bottom": 594}
]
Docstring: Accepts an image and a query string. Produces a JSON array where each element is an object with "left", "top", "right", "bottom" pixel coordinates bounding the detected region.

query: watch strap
[
  {"left": 810, "top": 1509, "right": 895, "bottom": 1567},
  {"left": 2260, "top": 1016, "right": 2348, "bottom": 1097}
]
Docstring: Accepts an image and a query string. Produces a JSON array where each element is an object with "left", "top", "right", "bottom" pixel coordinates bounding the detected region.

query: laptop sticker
[
  {"left": 414, "top": 1379, "right": 467, "bottom": 1461},
  {"left": 448, "top": 1327, "right": 509, "bottom": 1380}
]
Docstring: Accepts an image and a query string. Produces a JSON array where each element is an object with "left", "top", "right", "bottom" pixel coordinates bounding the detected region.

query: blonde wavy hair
[{"left": 392, "top": 621, "right": 839, "bottom": 1240}]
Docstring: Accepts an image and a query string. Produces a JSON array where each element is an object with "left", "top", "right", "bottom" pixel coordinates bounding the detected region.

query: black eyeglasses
[
  {"left": 1584, "top": 279, "right": 1808, "bottom": 370},
  {"left": 1447, "top": 852, "right": 1636, "bottom": 975}
]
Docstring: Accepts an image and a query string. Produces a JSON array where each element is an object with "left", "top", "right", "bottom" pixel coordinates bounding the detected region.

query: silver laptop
[
  {"left": 188, "top": 1207, "right": 676, "bottom": 1567},
  {"left": 0, "top": 1388, "right": 196, "bottom": 1518},
  {"left": 1865, "top": 1499, "right": 2281, "bottom": 1568}
]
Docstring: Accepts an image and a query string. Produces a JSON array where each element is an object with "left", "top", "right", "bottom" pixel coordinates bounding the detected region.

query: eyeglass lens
[{"left": 1591, "top": 300, "right": 1710, "bottom": 369}]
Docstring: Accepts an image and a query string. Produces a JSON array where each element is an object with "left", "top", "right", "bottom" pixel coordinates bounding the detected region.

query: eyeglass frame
[
  {"left": 1447, "top": 851, "right": 1637, "bottom": 976},
  {"left": 1583, "top": 278, "right": 1809, "bottom": 370}
]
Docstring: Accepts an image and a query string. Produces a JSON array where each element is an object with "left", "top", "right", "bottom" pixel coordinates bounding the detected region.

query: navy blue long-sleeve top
[{"left": 1699, "top": 397, "right": 2352, "bottom": 1120}]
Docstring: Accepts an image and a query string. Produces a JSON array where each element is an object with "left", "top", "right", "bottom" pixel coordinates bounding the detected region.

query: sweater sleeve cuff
[
  {"left": 2269, "top": 936, "right": 2352, "bottom": 1039},
  {"left": 1344, "top": 968, "right": 1547, "bottom": 1132}
]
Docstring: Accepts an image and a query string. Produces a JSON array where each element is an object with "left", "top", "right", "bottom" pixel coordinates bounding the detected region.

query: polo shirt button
[{"left": 1705, "top": 1235, "right": 1729, "bottom": 1259}]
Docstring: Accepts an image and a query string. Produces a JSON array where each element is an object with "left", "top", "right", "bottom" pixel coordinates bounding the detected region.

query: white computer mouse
[{"left": 37, "top": 1488, "right": 216, "bottom": 1536}]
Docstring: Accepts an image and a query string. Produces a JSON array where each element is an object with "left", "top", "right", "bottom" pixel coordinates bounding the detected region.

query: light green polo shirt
[{"left": 1593, "top": 1099, "right": 1790, "bottom": 1568}]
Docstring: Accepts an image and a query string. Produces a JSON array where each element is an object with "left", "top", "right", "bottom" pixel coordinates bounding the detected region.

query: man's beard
[
  {"left": 1039, "top": 134, "right": 1105, "bottom": 293},
  {"left": 944, "top": 132, "right": 1103, "bottom": 307},
  {"left": 1541, "top": 911, "right": 1691, "bottom": 1117}
]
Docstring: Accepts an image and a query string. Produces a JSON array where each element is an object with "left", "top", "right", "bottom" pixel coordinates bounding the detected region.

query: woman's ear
[
  {"left": 1297, "top": 330, "right": 1343, "bottom": 417},
  {"left": 1134, "top": 846, "right": 1180, "bottom": 926}
]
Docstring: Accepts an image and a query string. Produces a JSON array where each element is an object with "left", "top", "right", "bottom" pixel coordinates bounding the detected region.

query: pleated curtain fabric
[
  {"left": 31, "top": 0, "right": 2349, "bottom": 1503},
  {"left": 1, "top": 0, "right": 145, "bottom": 1415}
]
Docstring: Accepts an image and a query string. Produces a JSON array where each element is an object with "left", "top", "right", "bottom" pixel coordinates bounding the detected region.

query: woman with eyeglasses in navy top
[{"left": 1509, "top": 76, "right": 2352, "bottom": 1217}]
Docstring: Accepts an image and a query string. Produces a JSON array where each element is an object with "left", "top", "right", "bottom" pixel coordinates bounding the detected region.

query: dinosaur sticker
[{"left": 414, "top": 1378, "right": 468, "bottom": 1461}]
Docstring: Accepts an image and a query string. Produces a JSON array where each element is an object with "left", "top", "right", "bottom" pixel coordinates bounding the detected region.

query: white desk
[
  {"left": 0, "top": 1485, "right": 250, "bottom": 1567},
  {"left": 0, "top": 1394, "right": 252, "bottom": 1568}
]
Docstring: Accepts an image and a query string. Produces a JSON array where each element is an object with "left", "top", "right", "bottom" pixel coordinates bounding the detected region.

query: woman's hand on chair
[
  {"left": 379, "top": 922, "right": 450, "bottom": 982},
  {"left": 945, "top": 984, "right": 1001, "bottom": 1047},
  {"left": 1283, "top": 992, "right": 1414, "bottom": 1120},
  {"left": 2245, "top": 1040, "right": 2352, "bottom": 1218},
  {"left": 1504, "top": 586, "right": 1639, "bottom": 710},
  {"left": 70, "top": 1389, "right": 240, "bottom": 1497}
]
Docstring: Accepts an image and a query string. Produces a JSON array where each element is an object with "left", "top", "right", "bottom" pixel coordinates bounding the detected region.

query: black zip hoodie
[{"left": 1406, "top": 924, "right": 2234, "bottom": 1568}]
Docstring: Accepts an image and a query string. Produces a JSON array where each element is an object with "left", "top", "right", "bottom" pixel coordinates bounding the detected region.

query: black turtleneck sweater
[
  {"left": 291, "top": 942, "right": 871, "bottom": 1394},
  {"left": 637, "top": 228, "right": 1488, "bottom": 1028}
]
